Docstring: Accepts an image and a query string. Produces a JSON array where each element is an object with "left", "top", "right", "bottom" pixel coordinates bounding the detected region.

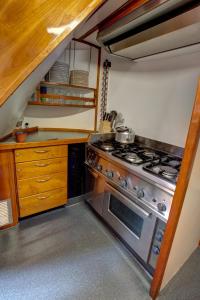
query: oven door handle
[{"left": 105, "top": 183, "right": 151, "bottom": 218}]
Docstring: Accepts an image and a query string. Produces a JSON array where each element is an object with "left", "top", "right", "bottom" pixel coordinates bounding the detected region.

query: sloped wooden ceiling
[{"left": 0, "top": 0, "right": 104, "bottom": 107}]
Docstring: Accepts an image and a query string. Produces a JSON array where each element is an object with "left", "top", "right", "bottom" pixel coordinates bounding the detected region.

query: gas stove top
[
  {"left": 143, "top": 155, "right": 181, "bottom": 184},
  {"left": 92, "top": 140, "right": 121, "bottom": 151},
  {"left": 91, "top": 140, "right": 182, "bottom": 184},
  {"left": 112, "top": 146, "right": 161, "bottom": 165}
]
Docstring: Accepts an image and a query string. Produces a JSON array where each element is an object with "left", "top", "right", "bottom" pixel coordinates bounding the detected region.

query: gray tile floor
[
  {"left": 1, "top": 201, "right": 199, "bottom": 300},
  {"left": 0, "top": 202, "right": 150, "bottom": 300}
]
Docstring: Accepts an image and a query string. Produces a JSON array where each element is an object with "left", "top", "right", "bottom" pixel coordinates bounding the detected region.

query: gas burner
[
  {"left": 160, "top": 166, "right": 178, "bottom": 179},
  {"left": 168, "top": 160, "right": 181, "bottom": 168},
  {"left": 143, "top": 150, "right": 157, "bottom": 158},
  {"left": 100, "top": 143, "right": 114, "bottom": 151},
  {"left": 143, "top": 155, "right": 181, "bottom": 183},
  {"left": 124, "top": 152, "right": 143, "bottom": 164},
  {"left": 111, "top": 147, "right": 157, "bottom": 165},
  {"left": 92, "top": 141, "right": 118, "bottom": 152}
]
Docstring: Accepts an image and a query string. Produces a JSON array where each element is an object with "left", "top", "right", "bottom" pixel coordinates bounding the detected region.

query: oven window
[{"left": 109, "top": 195, "right": 144, "bottom": 238}]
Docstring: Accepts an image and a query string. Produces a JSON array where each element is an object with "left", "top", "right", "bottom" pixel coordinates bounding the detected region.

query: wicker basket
[{"left": 69, "top": 70, "right": 89, "bottom": 87}]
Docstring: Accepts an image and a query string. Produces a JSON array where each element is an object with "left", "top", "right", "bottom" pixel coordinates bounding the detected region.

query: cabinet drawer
[
  {"left": 16, "top": 158, "right": 67, "bottom": 180},
  {"left": 19, "top": 188, "right": 67, "bottom": 217},
  {"left": 15, "top": 145, "right": 67, "bottom": 163},
  {"left": 18, "top": 172, "right": 67, "bottom": 198}
]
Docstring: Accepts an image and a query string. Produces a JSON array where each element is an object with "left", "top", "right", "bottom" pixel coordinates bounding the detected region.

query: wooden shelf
[
  {"left": 28, "top": 39, "right": 101, "bottom": 132},
  {"left": 28, "top": 102, "right": 96, "bottom": 109},
  {"left": 40, "top": 81, "right": 96, "bottom": 93},
  {"left": 39, "top": 93, "right": 95, "bottom": 102}
]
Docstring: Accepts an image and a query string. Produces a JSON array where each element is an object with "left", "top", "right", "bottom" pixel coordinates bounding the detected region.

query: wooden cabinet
[
  {"left": 15, "top": 145, "right": 67, "bottom": 162},
  {"left": 18, "top": 172, "right": 67, "bottom": 198},
  {"left": 19, "top": 188, "right": 67, "bottom": 218},
  {"left": 16, "top": 158, "right": 67, "bottom": 180},
  {"left": 0, "top": 151, "right": 18, "bottom": 229},
  {"left": 15, "top": 145, "right": 68, "bottom": 217}
]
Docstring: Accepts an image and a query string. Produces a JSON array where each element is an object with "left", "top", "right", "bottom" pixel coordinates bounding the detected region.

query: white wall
[
  {"left": 24, "top": 106, "right": 95, "bottom": 130},
  {"left": 105, "top": 50, "right": 200, "bottom": 147},
  {"left": 161, "top": 140, "right": 200, "bottom": 290}
]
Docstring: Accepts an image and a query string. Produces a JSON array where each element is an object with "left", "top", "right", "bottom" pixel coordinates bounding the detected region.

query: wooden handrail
[{"left": 150, "top": 79, "right": 200, "bottom": 299}]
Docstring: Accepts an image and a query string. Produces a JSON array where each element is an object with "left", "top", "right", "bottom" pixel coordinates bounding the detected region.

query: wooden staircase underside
[{"left": 0, "top": 0, "right": 103, "bottom": 107}]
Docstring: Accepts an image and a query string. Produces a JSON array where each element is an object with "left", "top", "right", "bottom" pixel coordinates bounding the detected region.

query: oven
[
  {"left": 85, "top": 166, "right": 105, "bottom": 216},
  {"left": 85, "top": 144, "right": 168, "bottom": 272},
  {"left": 102, "top": 183, "right": 157, "bottom": 263}
]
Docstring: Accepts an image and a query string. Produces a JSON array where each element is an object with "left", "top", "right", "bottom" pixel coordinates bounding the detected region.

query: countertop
[{"left": 0, "top": 130, "right": 90, "bottom": 150}]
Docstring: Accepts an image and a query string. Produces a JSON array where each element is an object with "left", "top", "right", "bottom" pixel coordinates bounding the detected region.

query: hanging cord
[
  {"left": 88, "top": 46, "right": 92, "bottom": 73},
  {"left": 100, "top": 59, "right": 111, "bottom": 120},
  {"left": 73, "top": 40, "right": 76, "bottom": 70},
  {"left": 64, "top": 46, "right": 67, "bottom": 63},
  {"left": 69, "top": 42, "right": 71, "bottom": 70}
]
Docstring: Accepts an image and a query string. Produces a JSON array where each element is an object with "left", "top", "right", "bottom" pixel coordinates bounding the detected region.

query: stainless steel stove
[{"left": 85, "top": 133, "right": 183, "bottom": 275}]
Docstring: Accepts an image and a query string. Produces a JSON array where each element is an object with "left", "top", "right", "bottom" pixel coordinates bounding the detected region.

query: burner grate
[
  {"left": 143, "top": 156, "right": 182, "bottom": 183},
  {"left": 91, "top": 140, "right": 182, "bottom": 183},
  {"left": 111, "top": 146, "right": 161, "bottom": 165}
]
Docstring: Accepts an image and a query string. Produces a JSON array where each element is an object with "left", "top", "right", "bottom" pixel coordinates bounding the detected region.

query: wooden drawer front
[
  {"left": 15, "top": 145, "right": 68, "bottom": 163},
  {"left": 18, "top": 172, "right": 67, "bottom": 198},
  {"left": 19, "top": 188, "right": 67, "bottom": 217},
  {"left": 16, "top": 158, "right": 67, "bottom": 180}
]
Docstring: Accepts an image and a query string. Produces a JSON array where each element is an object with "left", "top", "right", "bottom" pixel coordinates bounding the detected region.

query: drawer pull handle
[
  {"left": 34, "top": 150, "right": 49, "bottom": 154},
  {"left": 37, "top": 195, "right": 49, "bottom": 200},
  {"left": 34, "top": 163, "right": 49, "bottom": 167},
  {"left": 35, "top": 178, "right": 50, "bottom": 183}
]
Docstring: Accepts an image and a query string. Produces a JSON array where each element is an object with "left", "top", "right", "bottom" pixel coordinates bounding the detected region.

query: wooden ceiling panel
[{"left": 0, "top": 0, "right": 104, "bottom": 106}]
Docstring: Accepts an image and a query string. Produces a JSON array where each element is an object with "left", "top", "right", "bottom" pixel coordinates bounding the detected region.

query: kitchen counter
[
  {"left": 0, "top": 129, "right": 90, "bottom": 150},
  {"left": 0, "top": 128, "right": 91, "bottom": 228}
]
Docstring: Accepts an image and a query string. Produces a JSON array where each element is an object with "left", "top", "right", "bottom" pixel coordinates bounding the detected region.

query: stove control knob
[
  {"left": 106, "top": 170, "right": 114, "bottom": 179},
  {"left": 152, "top": 245, "right": 160, "bottom": 255},
  {"left": 156, "top": 231, "right": 164, "bottom": 242},
  {"left": 88, "top": 159, "right": 93, "bottom": 165},
  {"left": 137, "top": 189, "right": 144, "bottom": 199},
  {"left": 133, "top": 186, "right": 139, "bottom": 192},
  {"left": 157, "top": 202, "right": 167, "bottom": 212},
  {"left": 119, "top": 178, "right": 127, "bottom": 188},
  {"left": 96, "top": 164, "right": 102, "bottom": 172}
]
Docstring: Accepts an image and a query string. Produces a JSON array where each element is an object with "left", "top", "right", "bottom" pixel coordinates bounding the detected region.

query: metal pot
[{"left": 115, "top": 126, "right": 135, "bottom": 144}]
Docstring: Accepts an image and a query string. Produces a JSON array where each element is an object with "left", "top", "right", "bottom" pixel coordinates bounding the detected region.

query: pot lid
[{"left": 116, "top": 126, "right": 129, "bottom": 132}]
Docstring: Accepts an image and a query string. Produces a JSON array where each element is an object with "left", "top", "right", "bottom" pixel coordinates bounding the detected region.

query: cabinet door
[
  {"left": 17, "top": 172, "right": 67, "bottom": 198},
  {"left": 0, "top": 151, "right": 18, "bottom": 229},
  {"left": 15, "top": 145, "right": 67, "bottom": 162},
  {"left": 19, "top": 188, "right": 67, "bottom": 217},
  {"left": 16, "top": 158, "right": 67, "bottom": 179}
]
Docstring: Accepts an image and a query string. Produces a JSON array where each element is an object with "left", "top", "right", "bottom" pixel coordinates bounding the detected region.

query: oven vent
[{"left": 0, "top": 199, "right": 13, "bottom": 227}]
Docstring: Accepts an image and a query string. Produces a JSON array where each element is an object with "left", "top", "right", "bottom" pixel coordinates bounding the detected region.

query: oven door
[
  {"left": 103, "top": 183, "right": 157, "bottom": 263},
  {"left": 85, "top": 167, "right": 105, "bottom": 216}
]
